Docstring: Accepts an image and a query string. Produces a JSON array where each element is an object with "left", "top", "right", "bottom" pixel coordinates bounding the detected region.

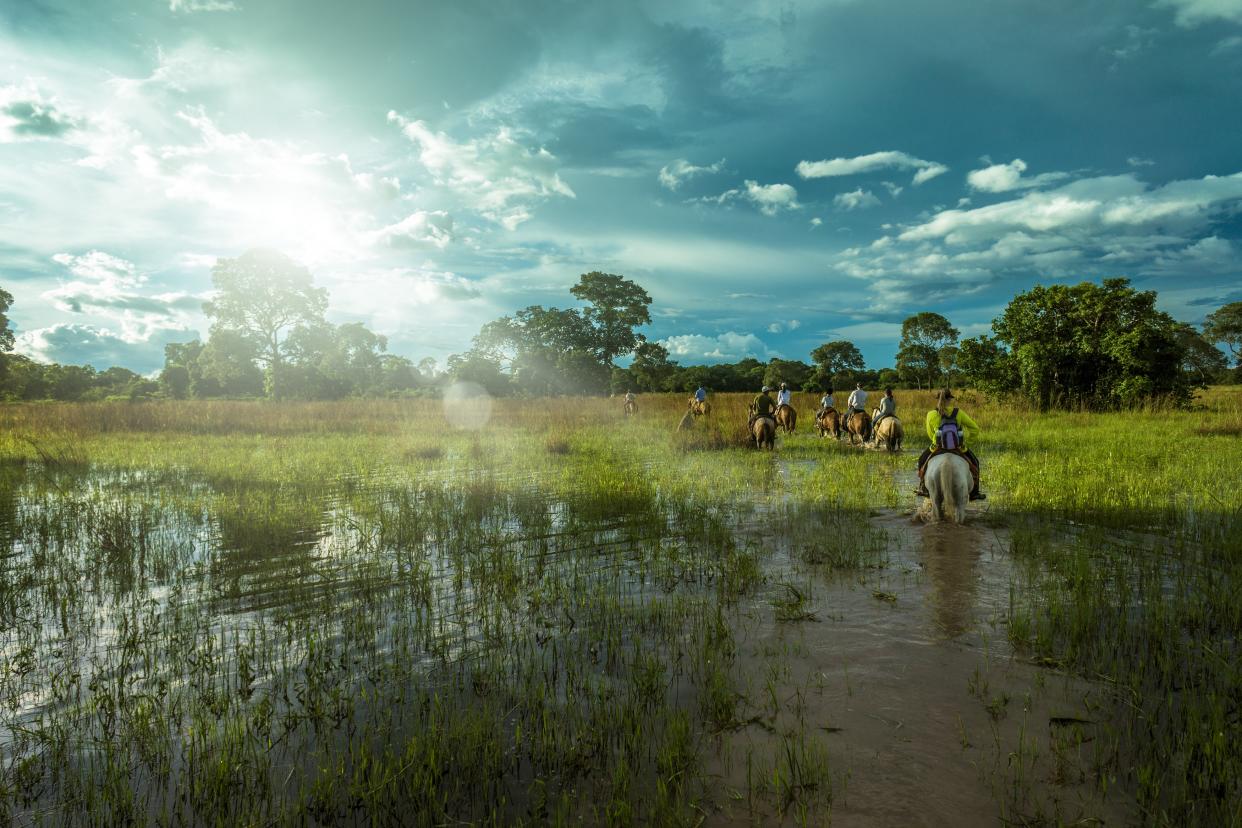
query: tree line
[{"left": 1, "top": 249, "right": 1239, "bottom": 408}]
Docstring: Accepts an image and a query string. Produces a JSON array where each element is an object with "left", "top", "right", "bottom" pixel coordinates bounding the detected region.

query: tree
[
  {"left": 896, "top": 312, "right": 959, "bottom": 389},
  {"left": 1175, "top": 324, "right": 1228, "bottom": 386},
  {"left": 0, "top": 286, "right": 13, "bottom": 353},
  {"left": 626, "top": 341, "right": 677, "bottom": 392},
  {"left": 810, "top": 340, "right": 864, "bottom": 375},
  {"left": 992, "top": 279, "right": 1192, "bottom": 409},
  {"left": 957, "top": 335, "right": 1018, "bottom": 396},
  {"left": 198, "top": 330, "right": 265, "bottom": 397},
  {"left": 1203, "top": 301, "right": 1242, "bottom": 367},
  {"left": 570, "top": 272, "right": 652, "bottom": 364},
  {"left": 762, "top": 358, "right": 813, "bottom": 390},
  {"left": 203, "top": 249, "right": 329, "bottom": 398}
]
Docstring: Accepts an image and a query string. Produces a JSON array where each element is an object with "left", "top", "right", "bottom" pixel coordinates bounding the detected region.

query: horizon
[{"left": 4, "top": 0, "right": 1242, "bottom": 374}]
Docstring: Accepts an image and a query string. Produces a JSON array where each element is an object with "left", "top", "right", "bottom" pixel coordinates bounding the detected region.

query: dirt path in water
[{"left": 704, "top": 505, "right": 1135, "bottom": 826}]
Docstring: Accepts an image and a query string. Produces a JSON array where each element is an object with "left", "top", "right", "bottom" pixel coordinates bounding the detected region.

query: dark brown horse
[
  {"left": 845, "top": 410, "right": 871, "bottom": 445},
  {"left": 775, "top": 404, "right": 797, "bottom": 433},
  {"left": 816, "top": 407, "right": 841, "bottom": 439}
]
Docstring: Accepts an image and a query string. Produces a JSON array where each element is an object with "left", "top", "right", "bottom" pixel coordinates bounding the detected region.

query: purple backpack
[{"left": 937, "top": 408, "right": 962, "bottom": 450}]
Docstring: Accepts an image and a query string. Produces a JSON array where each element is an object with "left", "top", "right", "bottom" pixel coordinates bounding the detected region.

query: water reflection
[{"left": 919, "top": 524, "right": 984, "bottom": 638}]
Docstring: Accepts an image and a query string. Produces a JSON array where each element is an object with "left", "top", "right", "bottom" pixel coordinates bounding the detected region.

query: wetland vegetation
[{"left": 0, "top": 387, "right": 1239, "bottom": 825}]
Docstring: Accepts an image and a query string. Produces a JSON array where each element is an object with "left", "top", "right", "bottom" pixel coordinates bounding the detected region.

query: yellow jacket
[{"left": 924, "top": 408, "right": 981, "bottom": 449}]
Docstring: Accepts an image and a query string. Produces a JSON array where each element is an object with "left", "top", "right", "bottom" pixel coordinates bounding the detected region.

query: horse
[
  {"left": 689, "top": 398, "right": 711, "bottom": 417},
  {"left": 872, "top": 415, "right": 903, "bottom": 452},
  {"left": 816, "top": 407, "right": 841, "bottom": 439},
  {"left": 775, "top": 404, "right": 797, "bottom": 433},
  {"left": 624, "top": 398, "right": 637, "bottom": 417},
  {"left": 752, "top": 415, "right": 776, "bottom": 450},
  {"left": 923, "top": 451, "right": 972, "bottom": 523},
  {"left": 845, "top": 410, "right": 871, "bottom": 445}
]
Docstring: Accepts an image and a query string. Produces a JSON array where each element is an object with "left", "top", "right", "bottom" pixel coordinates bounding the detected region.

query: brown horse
[
  {"left": 688, "top": 398, "right": 711, "bottom": 417},
  {"left": 845, "top": 410, "right": 871, "bottom": 445},
  {"left": 775, "top": 404, "right": 797, "bottom": 433},
  {"left": 752, "top": 415, "right": 776, "bottom": 449},
  {"left": 872, "top": 415, "right": 903, "bottom": 452},
  {"left": 816, "top": 407, "right": 841, "bottom": 439},
  {"left": 624, "top": 399, "right": 637, "bottom": 417}
]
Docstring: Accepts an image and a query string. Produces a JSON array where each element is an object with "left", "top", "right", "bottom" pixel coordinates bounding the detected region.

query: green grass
[{"left": 0, "top": 387, "right": 1238, "bottom": 824}]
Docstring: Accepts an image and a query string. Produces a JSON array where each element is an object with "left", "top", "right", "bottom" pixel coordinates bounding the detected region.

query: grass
[{"left": 0, "top": 387, "right": 1238, "bottom": 824}]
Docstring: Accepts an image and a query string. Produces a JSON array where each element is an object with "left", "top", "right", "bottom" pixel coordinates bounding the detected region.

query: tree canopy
[
  {"left": 1204, "top": 301, "right": 1242, "bottom": 367},
  {"left": 896, "top": 312, "right": 959, "bottom": 389}
]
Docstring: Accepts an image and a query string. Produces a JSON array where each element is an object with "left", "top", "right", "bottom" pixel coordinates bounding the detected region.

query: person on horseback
[
  {"left": 816, "top": 386, "right": 835, "bottom": 419},
  {"left": 872, "top": 387, "right": 896, "bottom": 431},
  {"left": 750, "top": 385, "right": 777, "bottom": 427},
  {"left": 914, "top": 389, "right": 985, "bottom": 501},
  {"left": 846, "top": 382, "right": 869, "bottom": 440},
  {"left": 775, "top": 382, "right": 792, "bottom": 407}
]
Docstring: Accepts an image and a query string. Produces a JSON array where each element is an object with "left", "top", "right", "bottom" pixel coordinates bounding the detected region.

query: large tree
[
  {"left": 992, "top": 278, "right": 1191, "bottom": 409},
  {"left": 203, "top": 249, "right": 328, "bottom": 398},
  {"left": 570, "top": 272, "right": 652, "bottom": 364},
  {"left": 0, "top": 286, "right": 14, "bottom": 353},
  {"left": 1203, "top": 301, "right": 1242, "bottom": 367},
  {"left": 896, "top": 312, "right": 959, "bottom": 389},
  {"left": 810, "top": 340, "right": 864, "bottom": 376}
]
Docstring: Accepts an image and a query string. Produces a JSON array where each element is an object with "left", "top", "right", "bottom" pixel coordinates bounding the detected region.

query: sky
[{"left": 2, "top": 0, "right": 1241, "bottom": 374}]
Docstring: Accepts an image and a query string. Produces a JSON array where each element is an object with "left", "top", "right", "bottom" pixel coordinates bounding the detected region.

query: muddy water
[{"left": 708, "top": 508, "right": 1135, "bottom": 826}]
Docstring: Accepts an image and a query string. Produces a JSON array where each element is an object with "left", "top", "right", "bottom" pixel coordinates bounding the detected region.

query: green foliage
[
  {"left": 991, "top": 278, "right": 1194, "bottom": 409},
  {"left": 624, "top": 341, "right": 676, "bottom": 392},
  {"left": 896, "top": 312, "right": 959, "bottom": 389},
  {"left": 570, "top": 271, "right": 653, "bottom": 364},
  {"left": 1203, "top": 301, "right": 1242, "bottom": 366},
  {"left": 762, "top": 358, "right": 814, "bottom": 390},
  {"left": 0, "top": 286, "right": 13, "bottom": 353},
  {"left": 203, "top": 249, "right": 329, "bottom": 398}
]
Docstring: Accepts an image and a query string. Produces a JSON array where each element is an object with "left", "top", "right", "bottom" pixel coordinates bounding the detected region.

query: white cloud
[
  {"left": 169, "top": 0, "right": 239, "bottom": 12},
  {"left": 368, "top": 211, "right": 454, "bottom": 249},
  {"left": 767, "top": 319, "right": 802, "bottom": 333},
  {"left": 902, "top": 172, "right": 1242, "bottom": 244},
  {"left": 966, "top": 158, "right": 1069, "bottom": 193},
  {"left": 658, "top": 157, "right": 725, "bottom": 190},
  {"left": 387, "top": 111, "right": 574, "bottom": 228},
  {"left": 797, "top": 150, "right": 949, "bottom": 186},
  {"left": 701, "top": 179, "right": 801, "bottom": 215},
  {"left": 834, "top": 188, "right": 881, "bottom": 211},
  {"left": 809, "top": 217, "right": 823, "bottom": 228},
  {"left": 43, "top": 251, "right": 202, "bottom": 342},
  {"left": 882, "top": 181, "right": 904, "bottom": 198},
  {"left": 16, "top": 322, "right": 195, "bottom": 372},
  {"left": 1127, "top": 156, "right": 1156, "bottom": 167},
  {"left": 659, "top": 331, "right": 771, "bottom": 362},
  {"left": 1155, "top": 0, "right": 1242, "bottom": 26}
]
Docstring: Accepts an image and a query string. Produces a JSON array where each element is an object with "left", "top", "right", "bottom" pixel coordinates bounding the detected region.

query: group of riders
[{"left": 741, "top": 383, "right": 986, "bottom": 502}]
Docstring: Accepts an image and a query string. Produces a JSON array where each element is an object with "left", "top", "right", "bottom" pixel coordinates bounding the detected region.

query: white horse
[{"left": 923, "top": 452, "right": 972, "bottom": 523}]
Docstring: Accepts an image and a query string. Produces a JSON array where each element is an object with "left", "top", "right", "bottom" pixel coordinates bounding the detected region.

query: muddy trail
[{"left": 704, "top": 494, "right": 1136, "bottom": 826}]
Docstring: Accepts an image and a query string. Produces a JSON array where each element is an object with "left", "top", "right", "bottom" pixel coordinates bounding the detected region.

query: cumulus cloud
[
  {"left": 767, "top": 319, "right": 801, "bottom": 333},
  {"left": 796, "top": 150, "right": 949, "bottom": 186},
  {"left": 701, "top": 180, "right": 801, "bottom": 215},
  {"left": 0, "top": 84, "right": 81, "bottom": 141},
  {"left": 43, "top": 251, "right": 202, "bottom": 342},
  {"left": 658, "top": 157, "right": 726, "bottom": 190},
  {"left": 16, "top": 323, "right": 195, "bottom": 372},
  {"left": 659, "top": 331, "right": 771, "bottom": 362},
  {"left": 387, "top": 111, "right": 575, "bottom": 228},
  {"left": 1155, "top": 0, "right": 1242, "bottom": 26},
  {"left": 966, "top": 158, "right": 1069, "bottom": 193},
  {"left": 835, "top": 169, "right": 1242, "bottom": 312},
  {"left": 368, "top": 211, "right": 454, "bottom": 249},
  {"left": 834, "top": 188, "right": 881, "bottom": 211}
]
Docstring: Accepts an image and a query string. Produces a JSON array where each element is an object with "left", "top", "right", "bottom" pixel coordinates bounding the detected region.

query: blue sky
[{"left": 2, "top": 0, "right": 1241, "bottom": 373}]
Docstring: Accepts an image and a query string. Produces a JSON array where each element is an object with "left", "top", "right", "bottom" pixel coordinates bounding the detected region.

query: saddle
[{"left": 918, "top": 448, "right": 979, "bottom": 484}]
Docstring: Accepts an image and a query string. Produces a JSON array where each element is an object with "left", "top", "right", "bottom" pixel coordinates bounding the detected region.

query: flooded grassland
[{"left": 0, "top": 389, "right": 1239, "bottom": 825}]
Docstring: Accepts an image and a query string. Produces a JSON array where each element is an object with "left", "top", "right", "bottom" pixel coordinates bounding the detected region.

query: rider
[
  {"left": 694, "top": 385, "right": 707, "bottom": 404},
  {"left": 817, "top": 386, "right": 835, "bottom": 419},
  {"left": 750, "top": 385, "right": 777, "bottom": 427},
  {"left": 872, "top": 387, "right": 896, "bottom": 430},
  {"left": 776, "top": 382, "right": 792, "bottom": 408},
  {"left": 914, "top": 388, "right": 985, "bottom": 501},
  {"left": 846, "top": 382, "right": 869, "bottom": 440}
]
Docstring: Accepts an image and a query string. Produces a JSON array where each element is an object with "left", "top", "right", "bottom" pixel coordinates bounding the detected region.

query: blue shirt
[{"left": 695, "top": 388, "right": 707, "bottom": 401}]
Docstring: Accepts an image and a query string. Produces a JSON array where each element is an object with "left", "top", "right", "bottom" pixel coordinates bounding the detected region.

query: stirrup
[{"left": 970, "top": 491, "right": 987, "bottom": 501}]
